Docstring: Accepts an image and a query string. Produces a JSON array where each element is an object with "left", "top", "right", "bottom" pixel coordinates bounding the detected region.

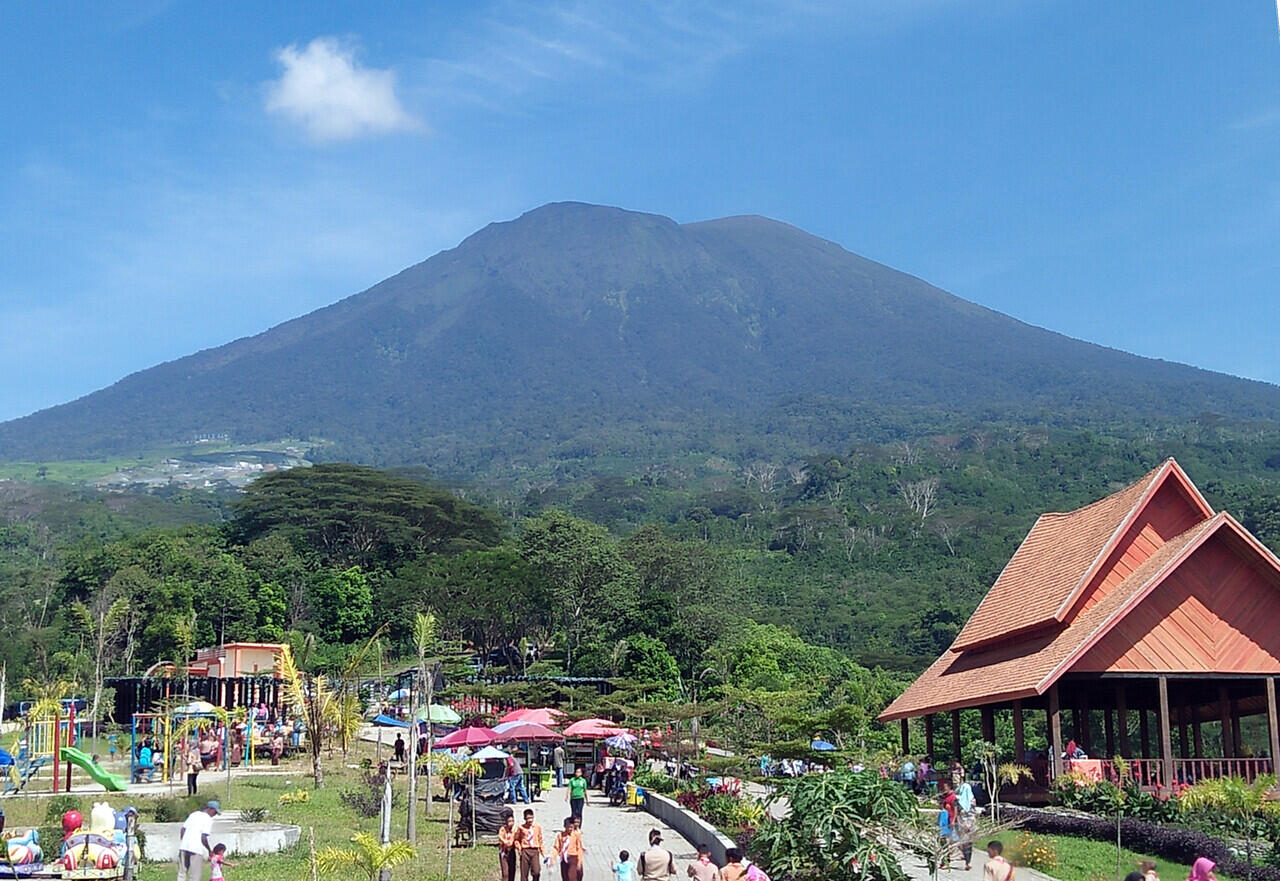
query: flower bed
[{"left": 1004, "top": 807, "right": 1280, "bottom": 881}]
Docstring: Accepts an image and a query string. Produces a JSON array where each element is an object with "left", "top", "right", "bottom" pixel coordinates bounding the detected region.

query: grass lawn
[
  {"left": 0, "top": 742, "right": 496, "bottom": 881},
  {"left": 993, "top": 830, "right": 1252, "bottom": 881}
]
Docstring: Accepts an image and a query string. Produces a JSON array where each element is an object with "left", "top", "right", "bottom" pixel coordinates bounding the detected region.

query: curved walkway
[{"left": 543, "top": 785, "right": 700, "bottom": 879}]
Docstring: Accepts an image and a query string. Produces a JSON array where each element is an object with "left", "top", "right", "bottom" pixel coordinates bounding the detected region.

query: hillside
[{"left": 2, "top": 202, "right": 1278, "bottom": 472}]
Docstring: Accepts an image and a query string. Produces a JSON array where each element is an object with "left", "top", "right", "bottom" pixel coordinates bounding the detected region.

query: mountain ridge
[{"left": 2, "top": 202, "right": 1277, "bottom": 470}]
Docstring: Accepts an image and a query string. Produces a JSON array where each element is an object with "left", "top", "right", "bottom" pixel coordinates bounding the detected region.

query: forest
[{"left": 1, "top": 419, "right": 1278, "bottom": 752}]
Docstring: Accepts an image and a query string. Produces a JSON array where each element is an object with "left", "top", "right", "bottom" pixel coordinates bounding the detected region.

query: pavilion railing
[{"left": 1098, "top": 757, "right": 1274, "bottom": 787}]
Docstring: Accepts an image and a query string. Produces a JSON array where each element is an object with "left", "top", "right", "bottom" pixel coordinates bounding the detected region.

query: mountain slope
[{"left": 2, "top": 202, "right": 1278, "bottom": 470}]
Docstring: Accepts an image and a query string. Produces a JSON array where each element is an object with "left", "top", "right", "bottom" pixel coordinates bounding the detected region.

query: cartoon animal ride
[
  {"left": 60, "top": 802, "right": 128, "bottom": 870},
  {"left": 4, "top": 829, "right": 42, "bottom": 865}
]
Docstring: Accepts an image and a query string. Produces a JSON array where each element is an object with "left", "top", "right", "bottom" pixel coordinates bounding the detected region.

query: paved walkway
[
  {"left": 540, "top": 785, "right": 700, "bottom": 880},
  {"left": 897, "top": 849, "right": 1058, "bottom": 881}
]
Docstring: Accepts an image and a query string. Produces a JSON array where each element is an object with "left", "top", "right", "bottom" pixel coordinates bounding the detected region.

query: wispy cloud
[{"left": 265, "top": 37, "right": 423, "bottom": 141}]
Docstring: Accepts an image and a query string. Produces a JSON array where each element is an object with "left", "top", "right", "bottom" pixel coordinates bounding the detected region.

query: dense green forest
[{"left": 1, "top": 421, "right": 1278, "bottom": 751}]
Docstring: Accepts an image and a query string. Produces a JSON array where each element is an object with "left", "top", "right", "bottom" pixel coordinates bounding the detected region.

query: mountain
[{"left": 3, "top": 202, "right": 1278, "bottom": 472}]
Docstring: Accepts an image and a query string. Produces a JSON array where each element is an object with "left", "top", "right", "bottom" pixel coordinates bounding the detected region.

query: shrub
[
  {"left": 339, "top": 771, "right": 399, "bottom": 819},
  {"left": 1005, "top": 831, "right": 1058, "bottom": 872},
  {"left": 633, "top": 768, "right": 677, "bottom": 794},
  {"left": 44, "top": 795, "right": 84, "bottom": 823},
  {"left": 240, "top": 807, "right": 269, "bottom": 823}
]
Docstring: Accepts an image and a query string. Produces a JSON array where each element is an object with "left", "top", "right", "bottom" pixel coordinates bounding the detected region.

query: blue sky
[{"left": 1, "top": 1, "right": 1278, "bottom": 422}]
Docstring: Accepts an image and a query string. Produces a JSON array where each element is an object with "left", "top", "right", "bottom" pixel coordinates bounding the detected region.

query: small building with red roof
[{"left": 880, "top": 459, "right": 1280, "bottom": 791}]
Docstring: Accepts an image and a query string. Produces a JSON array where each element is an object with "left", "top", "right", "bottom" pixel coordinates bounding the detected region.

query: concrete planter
[
  {"left": 139, "top": 818, "right": 301, "bottom": 862},
  {"left": 641, "top": 791, "right": 736, "bottom": 864}
]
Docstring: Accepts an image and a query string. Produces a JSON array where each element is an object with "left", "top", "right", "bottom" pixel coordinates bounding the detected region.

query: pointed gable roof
[
  {"left": 950, "top": 459, "right": 1213, "bottom": 652},
  {"left": 878, "top": 460, "right": 1279, "bottom": 723}
]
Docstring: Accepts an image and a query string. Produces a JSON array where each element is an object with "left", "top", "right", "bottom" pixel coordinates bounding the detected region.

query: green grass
[
  {"left": 0, "top": 743, "right": 494, "bottom": 881},
  {"left": 994, "top": 831, "right": 1249, "bottom": 881}
]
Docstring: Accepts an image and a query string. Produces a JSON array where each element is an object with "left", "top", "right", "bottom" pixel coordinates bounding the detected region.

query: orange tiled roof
[
  {"left": 880, "top": 516, "right": 1224, "bottom": 720},
  {"left": 950, "top": 462, "right": 1173, "bottom": 651}
]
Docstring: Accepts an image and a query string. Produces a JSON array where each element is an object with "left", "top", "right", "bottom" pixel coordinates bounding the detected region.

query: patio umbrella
[
  {"left": 491, "top": 722, "right": 564, "bottom": 743},
  {"left": 416, "top": 704, "right": 463, "bottom": 724},
  {"left": 563, "top": 718, "right": 626, "bottom": 739},
  {"left": 471, "top": 745, "right": 511, "bottom": 761},
  {"left": 172, "top": 700, "right": 217, "bottom": 715},
  {"left": 604, "top": 733, "right": 637, "bottom": 751},
  {"left": 387, "top": 688, "right": 410, "bottom": 701},
  {"left": 498, "top": 707, "right": 566, "bottom": 727},
  {"left": 434, "top": 726, "right": 496, "bottom": 748},
  {"left": 810, "top": 739, "right": 837, "bottom": 751}
]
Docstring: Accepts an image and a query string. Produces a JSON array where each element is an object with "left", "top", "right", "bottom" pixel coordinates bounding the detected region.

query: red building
[{"left": 880, "top": 459, "right": 1280, "bottom": 790}]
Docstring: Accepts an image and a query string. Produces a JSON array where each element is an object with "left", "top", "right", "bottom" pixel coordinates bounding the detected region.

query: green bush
[
  {"left": 44, "top": 795, "right": 84, "bottom": 823},
  {"left": 151, "top": 796, "right": 202, "bottom": 823},
  {"left": 633, "top": 768, "right": 677, "bottom": 794}
]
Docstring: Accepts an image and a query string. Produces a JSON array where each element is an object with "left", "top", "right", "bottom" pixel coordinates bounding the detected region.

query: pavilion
[{"left": 879, "top": 459, "right": 1280, "bottom": 791}]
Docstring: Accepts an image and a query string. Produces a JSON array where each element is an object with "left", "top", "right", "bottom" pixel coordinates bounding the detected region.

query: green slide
[{"left": 60, "top": 747, "right": 129, "bottom": 792}]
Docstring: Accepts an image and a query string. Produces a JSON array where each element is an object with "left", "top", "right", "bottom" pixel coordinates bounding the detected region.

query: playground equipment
[
  {"left": 59, "top": 748, "right": 127, "bottom": 792},
  {"left": 3, "top": 703, "right": 99, "bottom": 795},
  {"left": 58, "top": 802, "right": 139, "bottom": 871}
]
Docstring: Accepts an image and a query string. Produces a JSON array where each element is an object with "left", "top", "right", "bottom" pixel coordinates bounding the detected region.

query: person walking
[
  {"left": 720, "top": 849, "right": 747, "bottom": 881},
  {"left": 983, "top": 840, "right": 1014, "bottom": 881},
  {"left": 394, "top": 733, "right": 406, "bottom": 765},
  {"left": 508, "top": 754, "right": 532, "bottom": 804},
  {"left": 553, "top": 816, "right": 585, "bottom": 881},
  {"left": 638, "top": 829, "right": 676, "bottom": 881},
  {"left": 498, "top": 812, "right": 518, "bottom": 881},
  {"left": 514, "top": 809, "right": 547, "bottom": 881},
  {"left": 175, "top": 801, "right": 220, "bottom": 881},
  {"left": 552, "top": 744, "right": 567, "bottom": 787},
  {"left": 184, "top": 740, "right": 202, "bottom": 797},
  {"left": 687, "top": 843, "right": 721, "bottom": 881},
  {"left": 567, "top": 766, "right": 589, "bottom": 820}
]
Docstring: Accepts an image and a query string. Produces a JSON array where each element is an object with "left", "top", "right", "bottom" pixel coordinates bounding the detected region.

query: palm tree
[
  {"left": 408, "top": 611, "right": 437, "bottom": 840},
  {"left": 1180, "top": 774, "right": 1279, "bottom": 879},
  {"left": 434, "top": 754, "right": 482, "bottom": 877},
  {"left": 316, "top": 833, "right": 416, "bottom": 881},
  {"left": 277, "top": 645, "right": 338, "bottom": 788}
]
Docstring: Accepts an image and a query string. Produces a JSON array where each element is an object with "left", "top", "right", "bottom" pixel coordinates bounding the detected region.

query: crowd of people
[{"left": 131, "top": 709, "right": 305, "bottom": 788}]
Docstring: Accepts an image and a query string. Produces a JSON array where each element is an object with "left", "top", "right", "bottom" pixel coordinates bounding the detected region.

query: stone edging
[{"left": 640, "top": 791, "right": 736, "bottom": 864}]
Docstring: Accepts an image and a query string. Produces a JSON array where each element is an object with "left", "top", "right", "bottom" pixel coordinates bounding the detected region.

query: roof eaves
[{"left": 878, "top": 686, "right": 1040, "bottom": 722}]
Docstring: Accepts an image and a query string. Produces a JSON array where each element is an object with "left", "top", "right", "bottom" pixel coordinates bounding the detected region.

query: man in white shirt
[{"left": 176, "top": 800, "right": 220, "bottom": 881}]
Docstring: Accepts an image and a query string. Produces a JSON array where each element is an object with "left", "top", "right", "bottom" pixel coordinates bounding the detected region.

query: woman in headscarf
[{"left": 1187, "top": 858, "right": 1216, "bottom": 881}]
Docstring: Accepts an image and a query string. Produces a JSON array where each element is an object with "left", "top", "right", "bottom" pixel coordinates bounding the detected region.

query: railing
[{"left": 1089, "top": 757, "right": 1274, "bottom": 788}]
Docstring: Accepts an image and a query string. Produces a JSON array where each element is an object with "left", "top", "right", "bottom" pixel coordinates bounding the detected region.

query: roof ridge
[{"left": 1037, "top": 460, "right": 1170, "bottom": 518}]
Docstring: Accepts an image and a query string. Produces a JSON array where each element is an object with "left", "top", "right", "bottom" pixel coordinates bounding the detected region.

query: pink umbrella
[
  {"left": 434, "top": 726, "right": 496, "bottom": 748},
  {"left": 490, "top": 722, "right": 564, "bottom": 743},
  {"left": 563, "top": 718, "right": 627, "bottom": 739},
  {"left": 498, "top": 707, "right": 566, "bottom": 727}
]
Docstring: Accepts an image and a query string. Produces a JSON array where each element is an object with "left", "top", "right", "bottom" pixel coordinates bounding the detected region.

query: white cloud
[{"left": 265, "top": 37, "right": 422, "bottom": 141}]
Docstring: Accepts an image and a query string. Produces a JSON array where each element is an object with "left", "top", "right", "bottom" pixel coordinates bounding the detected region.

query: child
[
  {"left": 983, "top": 841, "right": 1013, "bottom": 881},
  {"left": 614, "top": 849, "right": 634, "bottom": 881},
  {"left": 937, "top": 806, "right": 955, "bottom": 870},
  {"left": 1139, "top": 861, "right": 1160, "bottom": 881},
  {"left": 210, "top": 843, "right": 234, "bottom": 880}
]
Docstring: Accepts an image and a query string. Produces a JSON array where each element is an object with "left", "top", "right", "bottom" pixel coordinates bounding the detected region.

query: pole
[
  {"left": 1158, "top": 676, "right": 1174, "bottom": 786},
  {"left": 52, "top": 711, "right": 61, "bottom": 794},
  {"left": 1048, "top": 685, "right": 1063, "bottom": 780}
]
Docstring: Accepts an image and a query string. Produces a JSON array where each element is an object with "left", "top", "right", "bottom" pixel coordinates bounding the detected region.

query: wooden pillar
[
  {"left": 1140, "top": 707, "right": 1151, "bottom": 758},
  {"left": 1179, "top": 699, "right": 1191, "bottom": 760},
  {"left": 1012, "top": 700, "right": 1026, "bottom": 763},
  {"left": 925, "top": 714, "right": 935, "bottom": 760},
  {"left": 1194, "top": 717, "right": 1204, "bottom": 759},
  {"left": 1266, "top": 677, "right": 1280, "bottom": 769},
  {"left": 1218, "top": 685, "right": 1233, "bottom": 758},
  {"left": 981, "top": 706, "right": 996, "bottom": 744},
  {"left": 1104, "top": 708, "right": 1115, "bottom": 757},
  {"left": 901, "top": 719, "right": 910, "bottom": 755},
  {"left": 1116, "top": 684, "right": 1129, "bottom": 756},
  {"left": 1231, "top": 700, "right": 1243, "bottom": 758},
  {"left": 1158, "top": 676, "right": 1174, "bottom": 786},
  {"left": 1048, "top": 685, "right": 1063, "bottom": 779},
  {"left": 1079, "top": 691, "right": 1092, "bottom": 753},
  {"left": 951, "top": 709, "right": 963, "bottom": 761}
]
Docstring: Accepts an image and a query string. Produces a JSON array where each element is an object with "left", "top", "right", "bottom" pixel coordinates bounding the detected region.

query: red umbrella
[
  {"left": 490, "top": 722, "right": 564, "bottom": 743},
  {"left": 563, "top": 718, "right": 627, "bottom": 739},
  {"left": 434, "top": 726, "right": 496, "bottom": 748},
  {"left": 498, "top": 707, "right": 566, "bottom": 727}
]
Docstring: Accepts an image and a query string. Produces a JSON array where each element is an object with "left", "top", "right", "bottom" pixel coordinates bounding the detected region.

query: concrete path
[
  {"left": 896, "top": 849, "right": 1059, "bottom": 881},
  {"left": 540, "top": 785, "right": 700, "bottom": 880}
]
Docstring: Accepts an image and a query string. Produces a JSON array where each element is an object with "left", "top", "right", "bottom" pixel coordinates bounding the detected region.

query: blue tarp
[
  {"left": 0, "top": 749, "right": 14, "bottom": 767},
  {"left": 373, "top": 714, "right": 411, "bottom": 728},
  {"left": 810, "top": 740, "right": 837, "bottom": 751}
]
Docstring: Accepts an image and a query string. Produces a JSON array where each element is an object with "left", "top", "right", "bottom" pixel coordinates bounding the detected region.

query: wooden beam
[
  {"left": 925, "top": 714, "right": 935, "bottom": 760},
  {"left": 981, "top": 706, "right": 996, "bottom": 744},
  {"left": 1048, "top": 685, "right": 1063, "bottom": 779},
  {"left": 1116, "top": 684, "right": 1129, "bottom": 756},
  {"left": 1193, "top": 718, "right": 1203, "bottom": 759},
  {"left": 1267, "top": 678, "right": 1280, "bottom": 770},
  {"left": 901, "top": 718, "right": 910, "bottom": 756},
  {"left": 1158, "top": 676, "right": 1174, "bottom": 787},
  {"left": 1012, "top": 699, "right": 1025, "bottom": 763},
  {"left": 951, "top": 709, "right": 963, "bottom": 761},
  {"left": 1219, "top": 685, "right": 1233, "bottom": 758}
]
